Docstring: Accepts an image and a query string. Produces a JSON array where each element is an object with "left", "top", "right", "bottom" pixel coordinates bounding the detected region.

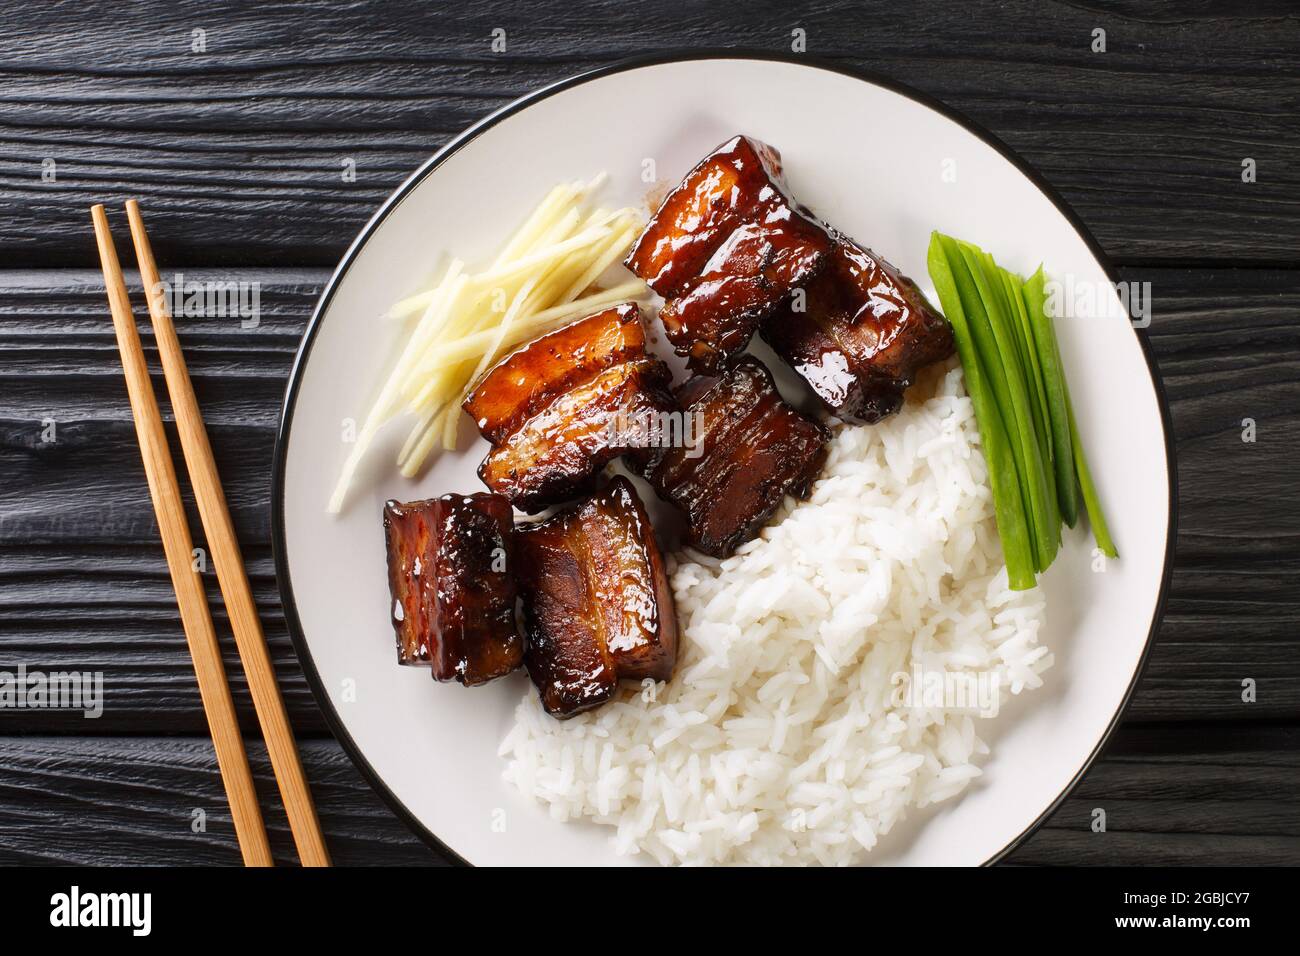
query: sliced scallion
[
  {"left": 927, "top": 233, "right": 1037, "bottom": 590},
  {"left": 928, "top": 232, "right": 1117, "bottom": 585}
]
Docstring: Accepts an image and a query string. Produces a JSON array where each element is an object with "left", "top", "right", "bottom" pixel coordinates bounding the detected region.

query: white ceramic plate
[{"left": 273, "top": 54, "right": 1174, "bottom": 866}]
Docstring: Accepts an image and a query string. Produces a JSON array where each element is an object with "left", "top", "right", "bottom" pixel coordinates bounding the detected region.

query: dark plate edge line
[{"left": 270, "top": 49, "right": 1179, "bottom": 869}]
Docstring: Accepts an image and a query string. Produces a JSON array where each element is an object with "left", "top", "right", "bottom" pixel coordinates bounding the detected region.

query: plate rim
[{"left": 270, "top": 49, "right": 1178, "bottom": 867}]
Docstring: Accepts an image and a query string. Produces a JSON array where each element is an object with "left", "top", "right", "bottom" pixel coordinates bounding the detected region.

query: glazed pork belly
[
  {"left": 639, "top": 356, "right": 828, "bottom": 558},
  {"left": 762, "top": 233, "right": 955, "bottom": 423},
  {"left": 383, "top": 493, "right": 522, "bottom": 685},
  {"left": 625, "top": 135, "right": 832, "bottom": 371},
  {"left": 463, "top": 303, "right": 675, "bottom": 513},
  {"left": 515, "top": 476, "right": 678, "bottom": 718}
]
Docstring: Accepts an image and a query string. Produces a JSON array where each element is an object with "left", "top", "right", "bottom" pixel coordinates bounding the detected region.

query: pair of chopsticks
[{"left": 92, "top": 202, "right": 330, "bottom": 867}]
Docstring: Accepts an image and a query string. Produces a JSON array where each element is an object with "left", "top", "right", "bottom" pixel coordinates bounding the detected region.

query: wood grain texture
[
  {"left": 1005, "top": 723, "right": 1300, "bottom": 866},
  {"left": 125, "top": 201, "right": 329, "bottom": 866},
  {"left": 0, "top": 725, "right": 1292, "bottom": 865},
  {"left": 0, "top": 1, "right": 1296, "bottom": 267},
  {"left": 0, "top": 737, "right": 438, "bottom": 866},
  {"left": 3, "top": 266, "right": 1295, "bottom": 733},
  {"left": 91, "top": 204, "right": 274, "bottom": 866},
  {"left": 1, "top": 2, "right": 1296, "bottom": 865}
]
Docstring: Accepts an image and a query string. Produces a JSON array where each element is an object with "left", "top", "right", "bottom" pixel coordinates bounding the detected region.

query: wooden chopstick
[
  {"left": 91, "top": 204, "right": 275, "bottom": 868},
  {"left": 124, "top": 200, "right": 331, "bottom": 867}
]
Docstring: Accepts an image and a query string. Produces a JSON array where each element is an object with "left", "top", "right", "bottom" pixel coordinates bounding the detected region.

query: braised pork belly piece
[
  {"left": 383, "top": 493, "right": 522, "bottom": 685},
  {"left": 463, "top": 304, "right": 675, "bottom": 513},
  {"left": 762, "top": 233, "right": 955, "bottom": 423},
  {"left": 515, "top": 476, "right": 678, "bottom": 719},
  {"left": 639, "top": 357, "right": 828, "bottom": 558},
  {"left": 625, "top": 135, "right": 832, "bottom": 371}
]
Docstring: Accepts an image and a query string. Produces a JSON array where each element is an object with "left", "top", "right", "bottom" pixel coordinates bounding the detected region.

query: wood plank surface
[
  {"left": 1, "top": 0, "right": 1295, "bottom": 866},
  {"left": 0, "top": 737, "right": 436, "bottom": 866},
  {"left": 0, "top": 1, "right": 1296, "bottom": 267},
  {"left": 3, "top": 267, "right": 1295, "bottom": 732},
  {"left": 0, "top": 725, "right": 1292, "bottom": 866}
]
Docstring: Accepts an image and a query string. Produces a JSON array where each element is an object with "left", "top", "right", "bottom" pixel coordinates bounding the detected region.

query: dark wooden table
[{"left": 1, "top": 1, "right": 1296, "bottom": 866}]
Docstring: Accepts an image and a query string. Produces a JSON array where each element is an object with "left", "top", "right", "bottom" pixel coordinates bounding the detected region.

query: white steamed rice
[{"left": 499, "top": 361, "right": 1051, "bottom": 865}]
